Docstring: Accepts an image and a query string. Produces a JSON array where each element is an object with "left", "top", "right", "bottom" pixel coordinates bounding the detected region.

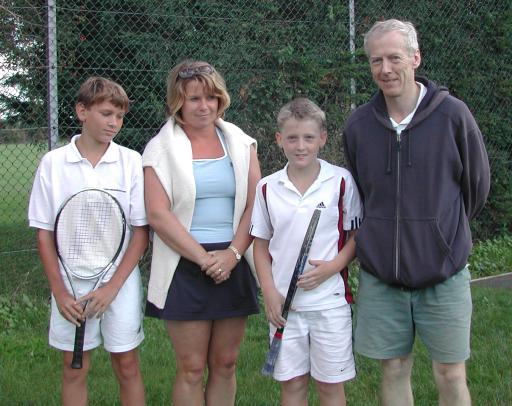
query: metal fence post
[
  {"left": 46, "top": 0, "right": 58, "bottom": 150},
  {"left": 349, "top": 0, "right": 356, "bottom": 111}
]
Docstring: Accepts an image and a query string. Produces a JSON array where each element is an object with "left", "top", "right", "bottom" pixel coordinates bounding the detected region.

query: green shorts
[{"left": 354, "top": 267, "right": 472, "bottom": 363}]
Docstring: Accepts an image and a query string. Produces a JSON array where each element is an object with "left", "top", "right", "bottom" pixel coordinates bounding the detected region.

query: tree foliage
[{"left": 1, "top": 0, "right": 510, "bottom": 238}]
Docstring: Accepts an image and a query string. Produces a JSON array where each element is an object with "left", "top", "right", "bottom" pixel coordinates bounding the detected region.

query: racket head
[{"left": 54, "top": 189, "right": 126, "bottom": 280}]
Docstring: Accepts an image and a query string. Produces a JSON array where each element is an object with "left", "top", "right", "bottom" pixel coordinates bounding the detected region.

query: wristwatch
[{"left": 228, "top": 245, "right": 242, "bottom": 261}]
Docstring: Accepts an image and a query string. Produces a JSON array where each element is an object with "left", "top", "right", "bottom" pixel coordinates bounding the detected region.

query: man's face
[{"left": 367, "top": 30, "right": 421, "bottom": 100}]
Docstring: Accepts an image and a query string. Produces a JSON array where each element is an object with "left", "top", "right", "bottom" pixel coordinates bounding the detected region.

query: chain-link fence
[{"left": 1, "top": 1, "right": 511, "bottom": 293}]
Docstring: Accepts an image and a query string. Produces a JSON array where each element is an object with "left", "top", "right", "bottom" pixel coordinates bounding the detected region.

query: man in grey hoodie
[{"left": 343, "top": 19, "right": 490, "bottom": 406}]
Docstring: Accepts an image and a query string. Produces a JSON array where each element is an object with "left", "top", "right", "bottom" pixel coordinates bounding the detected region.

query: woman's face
[{"left": 180, "top": 80, "right": 219, "bottom": 130}]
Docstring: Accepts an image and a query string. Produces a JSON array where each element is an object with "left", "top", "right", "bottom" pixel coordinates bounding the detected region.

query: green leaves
[
  {"left": 1, "top": 0, "right": 510, "bottom": 238},
  {"left": 0, "top": 294, "right": 47, "bottom": 333},
  {"left": 469, "top": 235, "right": 512, "bottom": 279}
]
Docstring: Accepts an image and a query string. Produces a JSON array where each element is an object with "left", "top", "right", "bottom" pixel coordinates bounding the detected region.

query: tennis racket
[
  {"left": 261, "top": 208, "right": 321, "bottom": 376},
  {"left": 54, "top": 188, "right": 126, "bottom": 369}
]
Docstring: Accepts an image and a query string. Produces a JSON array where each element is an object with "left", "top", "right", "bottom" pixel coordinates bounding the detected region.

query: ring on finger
[{"left": 218, "top": 268, "right": 223, "bottom": 274}]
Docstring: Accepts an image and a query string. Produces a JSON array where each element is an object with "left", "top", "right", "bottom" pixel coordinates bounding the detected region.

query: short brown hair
[
  {"left": 76, "top": 76, "right": 130, "bottom": 111},
  {"left": 277, "top": 98, "right": 326, "bottom": 132},
  {"left": 166, "top": 60, "right": 231, "bottom": 124}
]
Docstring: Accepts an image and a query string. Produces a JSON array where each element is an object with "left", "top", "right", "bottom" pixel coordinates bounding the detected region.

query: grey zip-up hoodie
[{"left": 343, "top": 77, "right": 490, "bottom": 288}]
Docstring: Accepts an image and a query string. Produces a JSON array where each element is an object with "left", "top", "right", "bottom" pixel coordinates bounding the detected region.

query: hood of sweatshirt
[{"left": 369, "top": 77, "right": 450, "bottom": 174}]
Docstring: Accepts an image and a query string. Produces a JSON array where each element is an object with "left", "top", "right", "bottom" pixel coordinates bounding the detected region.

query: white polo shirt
[
  {"left": 28, "top": 135, "right": 147, "bottom": 281},
  {"left": 251, "top": 159, "right": 362, "bottom": 310},
  {"left": 390, "top": 81, "right": 427, "bottom": 135}
]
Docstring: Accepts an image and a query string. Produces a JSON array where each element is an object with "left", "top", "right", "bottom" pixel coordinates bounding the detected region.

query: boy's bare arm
[
  {"left": 297, "top": 230, "right": 357, "bottom": 291},
  {"left": 254, "top": 237, "right": 286, "bottom": 328},
  {"left": 78, "top": 225, "right": 149, "bottom": 318},
  {"left": 232, "top": 145, "right": 261, "bottom": 255},
  {"left": 37, "top": 229, "right": 83, "bottom": 326}
]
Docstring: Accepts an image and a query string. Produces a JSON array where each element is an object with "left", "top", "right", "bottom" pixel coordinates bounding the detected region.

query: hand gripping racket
[
  {"left": 54, "top": 189, "right": 126, "bottom": 369},
  {"left": 261, "top": 208, "right": 321, "bottom": 376}
]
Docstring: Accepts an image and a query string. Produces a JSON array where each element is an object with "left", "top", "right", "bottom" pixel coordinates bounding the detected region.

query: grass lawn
[
  {"left": 0, "top": 287, "right": 510, "bottom": 405},
  {"left": 1, "top": 142, "right": 510, "bottom": 404},
  {"left": 0, "top": 143, "right": 46, "bottom": 226}
]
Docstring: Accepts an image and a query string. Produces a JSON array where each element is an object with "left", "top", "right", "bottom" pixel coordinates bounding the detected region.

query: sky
[{"left": 0, "top": 55, "right": 23, "bottom": 119}]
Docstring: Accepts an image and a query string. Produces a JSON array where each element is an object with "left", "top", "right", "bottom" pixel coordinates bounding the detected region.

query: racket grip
[
  {"left": 261, "top": 327, "right": 284, "bottom": 376},
  {"left": 71, "top": 320, "right": 87, "bottom": 369}
]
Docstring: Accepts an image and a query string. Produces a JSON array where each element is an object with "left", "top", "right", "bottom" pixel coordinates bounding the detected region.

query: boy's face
[
  {"left": 76, "top": 99, "right": 126, "bottom": 144},
  {"left": 276, "top": 118, "right": 326, "bottom": 172}
]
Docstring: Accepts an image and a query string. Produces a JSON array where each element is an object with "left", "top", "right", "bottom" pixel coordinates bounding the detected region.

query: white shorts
[
  {"left": 270, "top": 306, "right": 355, "bottom": 383},
  {"left": 49, "top": 267, "right": 144, "bottom": 353}
]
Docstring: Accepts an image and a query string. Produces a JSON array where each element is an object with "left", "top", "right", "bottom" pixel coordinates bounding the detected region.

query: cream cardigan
[{"left": 142, "top": 117, "right": 256, "bottom": 308}]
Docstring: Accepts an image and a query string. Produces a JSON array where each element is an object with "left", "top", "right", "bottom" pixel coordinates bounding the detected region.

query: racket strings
[
  {"left": 57, "top": 191, "right": 125, "bottom": 279},
  {"left": 66, "top": 201, "right": 117, "bottom": 258}
]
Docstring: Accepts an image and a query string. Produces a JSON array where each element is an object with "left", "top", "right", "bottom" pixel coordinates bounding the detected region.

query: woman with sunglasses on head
[{"left": 142, "top": 60, "right": 260, "bottom": 406}]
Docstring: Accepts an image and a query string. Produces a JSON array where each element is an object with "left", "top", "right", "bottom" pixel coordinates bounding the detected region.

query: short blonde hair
[
  {"left": 277, "top": 98, "right": 326, "bottom": 132},
  {"left": 364, "top": 19, "right": 419, "bottom": 57},
  {"left": 76, "top": 76, "right": 129, "bottom": 111},
  {"left": 166, "top": 60, "right": 231, "bottom": 124}
]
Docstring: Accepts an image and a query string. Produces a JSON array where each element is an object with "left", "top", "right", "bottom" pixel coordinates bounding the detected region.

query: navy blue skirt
[{"left": 145, "top": 242, "right": 259, "bottom": 321}]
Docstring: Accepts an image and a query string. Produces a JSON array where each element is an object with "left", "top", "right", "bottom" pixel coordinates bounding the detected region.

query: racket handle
[
  {"left": 71, "top": 320, "right": 87, "bottom": 369},
  {"left": 261, "top": 327, "right": 284, "bottom": 376}
]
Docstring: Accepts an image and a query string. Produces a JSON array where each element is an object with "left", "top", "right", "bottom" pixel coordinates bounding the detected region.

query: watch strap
[{"left": 228, "top": 245, "right": 241, "bottom": 261}]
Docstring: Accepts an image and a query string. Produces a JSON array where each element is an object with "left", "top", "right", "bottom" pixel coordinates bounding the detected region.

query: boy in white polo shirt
[
  {"left": 251, "top": 98, "right": 362, "bottom": 406},
  {"left": 28, "top": 77, "right": 148, "bottom": 406}
]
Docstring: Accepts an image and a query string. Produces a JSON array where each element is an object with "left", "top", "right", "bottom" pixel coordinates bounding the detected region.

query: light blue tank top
[{"left": 190, "top": 129, "right": 235, "bottom": 243}]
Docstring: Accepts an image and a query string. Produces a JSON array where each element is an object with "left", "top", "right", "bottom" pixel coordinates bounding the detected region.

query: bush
[{"left": 469, "top": 235, "right": 512, "bottom": 279}]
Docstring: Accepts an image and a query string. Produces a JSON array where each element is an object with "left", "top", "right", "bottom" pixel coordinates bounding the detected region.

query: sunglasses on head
[{"left": 178, "top": 65, "right": 215, "bottom": 79}]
